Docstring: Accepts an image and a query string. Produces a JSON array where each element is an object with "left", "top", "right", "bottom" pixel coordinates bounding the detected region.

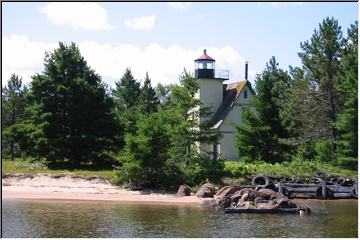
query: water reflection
[{"left": 2, "top": 199, "right": 357, "bottom": 238}]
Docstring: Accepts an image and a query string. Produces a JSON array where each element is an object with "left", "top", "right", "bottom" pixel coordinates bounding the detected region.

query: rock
[
  {"left": 229, "top": 190, "right": 245, "bottom": 203},
  {"left": 217, "top": 196, "right": 232, "bottom": 209},
  {"left": 215, "top": 186, "right": 242, "bottom": 198},
  {"left": 236, "top": 201, "right": 254, "bottom": 209},
  {"left": 214, "top": 183, "right": 311, "bottom": 214},
  {"left": 195, "top": 183, "right": 215, "bottom": 198},
  {"left": 237, "top": 188, "right": 266, "bottom": 201},
  {"left": 258, "top": 188, "right": 284, "bottom": 200},
  {"left": 176, "top": 184, "right": 191, "bottom": 197}
]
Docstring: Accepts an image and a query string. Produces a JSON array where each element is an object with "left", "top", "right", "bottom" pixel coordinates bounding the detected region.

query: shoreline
[{"left": 2, "top": 173, "right": 203, "bottom": 206}]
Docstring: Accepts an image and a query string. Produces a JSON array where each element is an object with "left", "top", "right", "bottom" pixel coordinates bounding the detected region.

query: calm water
[{"left": 2, "top": 199, "right": 358, "bottom": 238}]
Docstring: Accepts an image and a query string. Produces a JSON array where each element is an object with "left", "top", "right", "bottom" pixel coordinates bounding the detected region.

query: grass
[
  {"left": 2, "top": 158, "right": 356, "bottom": 187},
  {"left": 2, "top": 159, "right": 114, "bottom": 181}
]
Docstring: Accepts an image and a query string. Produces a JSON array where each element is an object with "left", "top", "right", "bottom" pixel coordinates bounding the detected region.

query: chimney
[{"left": 245, "top": 61, "right": 248, "bottom": 80}]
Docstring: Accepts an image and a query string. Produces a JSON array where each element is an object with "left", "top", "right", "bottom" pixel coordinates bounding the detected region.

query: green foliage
[
  {"left": 280, "top": 18, "right": 357, "bottom": 170},
  {"left": 290, "top": 17, "right": 344, "bottom": 142},
  {"left": 10, "top": 42, "right": 121, "bottom": 168},
  {"left": 334, "top": 21, "right": 358, "bottom": 170},
  {"left": 138, "top": 72, "right": 160, "bottom": 114},
  {"left": 2, "top": 74, "right": 29, "bottom": 159},
  {"left": 314, "top": 139, "right": 335, "bottom": 163},
  {"left": 224, "top": 159, "right": 357, "bottom": 182},
  {"left": 112, "top": 68, "right": 141, "bottom": 110},
  {"left": 235, "top": 108, "right": 271, "bottom": 162},
  {"left": 180, "top": 157, "right": 225, "bottom": 185},
  {"left": 115, "top": 111, "right": 172, "bottom": 186},
  {"left": 112, "top": 68, "right": 144, "bottom": 136},
  {"left": 235, "top": 57, "right": 292, "bottom": 163},
  {"left": 155, "top": 83, "right": 175, "bottom": 106}
]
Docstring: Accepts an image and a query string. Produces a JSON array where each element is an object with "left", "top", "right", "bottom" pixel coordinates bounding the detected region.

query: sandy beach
[{"left": 2, "top": 173, "right": 203, "bottom": 205}]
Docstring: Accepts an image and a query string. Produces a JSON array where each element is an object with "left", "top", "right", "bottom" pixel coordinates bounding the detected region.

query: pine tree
[
  {"left": 138, "top": 72, "right": 159, "bottom": 114},
  {"left": 235, "top": 57, "right": 292, "bottom": 163},
  {"left": 1, "top": 74, "right": 29, "bottom": 159},
  {"left": 15, "top": 42, "right": 121, "bottom": 168},
  {"left": 112, "top": 68, "right": 141, "bottom": 111},
  {"left": 112, "top": 68, "right": 142, "bottom": 135},
  {"left": 335, "top": 21, "right": 358, "bottom": 169},
  {"left": 296, "top": 17, "right": 343, "bottom": 142}
]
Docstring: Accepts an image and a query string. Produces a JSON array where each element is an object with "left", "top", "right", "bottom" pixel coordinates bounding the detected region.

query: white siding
[
  {"left": 198, "top": 78, "right": 224, "bottom": 117},
  {"left": 218, "top": 84, "right": 254, "bottom": 161}
]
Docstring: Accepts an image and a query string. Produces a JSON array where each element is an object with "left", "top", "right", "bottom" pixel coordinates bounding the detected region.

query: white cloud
[
  {"left": 40, "top": 3, "right": 113, "bottom": 31},
  {"left": 168, "top": 2, "right": 192, "bottom": 10},
  {"left": 2, "top": 34, "right": 251, "bottom": 88},
  {"left": 124, "top": 15, "right": 156, "bottom": 30},
  {"left": 2, "top": 35, "right": 57, "bottom": 84}
]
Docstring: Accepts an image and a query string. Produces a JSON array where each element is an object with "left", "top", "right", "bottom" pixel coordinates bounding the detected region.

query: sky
[{"left": 2, "top": 2, "right": 358, "bottom": 88}]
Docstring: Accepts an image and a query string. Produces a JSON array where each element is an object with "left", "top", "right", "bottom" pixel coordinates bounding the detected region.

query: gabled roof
[{"left": 210, "top": 80, "right": 254, "bottom": 129}]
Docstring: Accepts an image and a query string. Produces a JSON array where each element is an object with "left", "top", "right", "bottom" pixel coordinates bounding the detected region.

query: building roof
[
  {"left": 210, "top": 80, "right": 254, "bottom": 129},
  {"left": 195, "top": 49, "right": 215, "bottom": 62}
]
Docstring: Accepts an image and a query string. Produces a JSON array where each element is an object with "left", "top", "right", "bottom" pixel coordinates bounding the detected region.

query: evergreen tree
[
  {"left": 235, "top": 57, "right": 292, "bottom": 163},
  {"left": 112, "top": 68, "right": 141, "bottom": 135},
  {"left": 12, "top": 42, "right": 121, "bottom": 168},
  {"left": 1, "top": 74, "right": 29, "bottom": 159},
  {"left": 138, "top": 72, "right": 159, "bottom": 114},
  {"left": 112, "top": 68, "right": 141, "bottom": 111},
  {"left": 295, "top": 17, "right": 343, "bottom": 143},
  {"left": 335, "top": 21, "right": 358, "bottom": 169}
]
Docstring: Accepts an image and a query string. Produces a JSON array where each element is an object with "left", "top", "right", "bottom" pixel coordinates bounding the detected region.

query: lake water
[{"left": 2, "top": 199, "right": 358, "bottom": 238}]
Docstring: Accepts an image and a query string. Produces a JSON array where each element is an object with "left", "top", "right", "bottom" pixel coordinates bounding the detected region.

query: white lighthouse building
[{"left": 194, "top": 49, "right": 254, "bottom": 161}]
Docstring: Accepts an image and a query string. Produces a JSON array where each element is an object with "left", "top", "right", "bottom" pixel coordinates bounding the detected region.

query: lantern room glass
[{"left": 195, "top": 60, "right": 215, "bottom": 70}]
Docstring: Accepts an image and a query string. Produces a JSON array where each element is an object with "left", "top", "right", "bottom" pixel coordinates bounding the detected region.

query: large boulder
[
  {"left": 176, "top": 185, "right": 191, "bottom": 197},
  {"left": 195, "top": 183, "right": 215, "bottom": 198},
  {"left": 215, "top": 186, "right": 241, "bottom": 198}
]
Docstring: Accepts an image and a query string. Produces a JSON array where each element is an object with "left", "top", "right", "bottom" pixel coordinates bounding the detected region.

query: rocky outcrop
[
  {"left": 176, "top": 185, "right": 191, "bottom": 197},
  {"left": 215, "top": 187, "right": 311, "bottom": 214},
  {"left": 195, "top": 183, "right": 215, "bottom": 198}
]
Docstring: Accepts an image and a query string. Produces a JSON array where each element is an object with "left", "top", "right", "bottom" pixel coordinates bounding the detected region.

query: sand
[{"left": 2, "top": 173, "right": 203, "bottom": 205}]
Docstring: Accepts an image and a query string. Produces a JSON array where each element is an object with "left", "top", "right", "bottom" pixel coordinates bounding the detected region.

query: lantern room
[{"left": 195, "top": 49, "right": 215, "bottom": 78}]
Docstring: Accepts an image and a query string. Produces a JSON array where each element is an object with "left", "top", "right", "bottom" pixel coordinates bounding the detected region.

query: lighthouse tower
[{"left": 194, "top": 49, "right": 228, "bottom": 118}]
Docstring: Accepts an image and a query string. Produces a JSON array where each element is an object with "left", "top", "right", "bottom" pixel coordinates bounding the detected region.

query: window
[{"left": 244, "top": 89, "right": 248, "bottom": 99}]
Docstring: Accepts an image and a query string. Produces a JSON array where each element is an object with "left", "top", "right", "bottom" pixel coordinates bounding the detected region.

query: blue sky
[{"left": 2, "top": 2, "right": 358, "bottom": 87}]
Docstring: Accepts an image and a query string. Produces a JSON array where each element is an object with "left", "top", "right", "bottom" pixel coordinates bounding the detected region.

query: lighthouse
[
  {"left": 194, "top": 49, "right": 228, "bottom": 117},
  {"left": 193, "top": 49, "right": 254, "bottom": 161}
]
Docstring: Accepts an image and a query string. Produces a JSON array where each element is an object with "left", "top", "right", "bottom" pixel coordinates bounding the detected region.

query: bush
[
  {"left": 314, "top": 139, "right": 335, "bottom": 163},
  {"left": 224, "top": 159, "right": 357, "bottom": 182},
  {"left": 181, "top": 157, "right": 225, "bottom": 186}
]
